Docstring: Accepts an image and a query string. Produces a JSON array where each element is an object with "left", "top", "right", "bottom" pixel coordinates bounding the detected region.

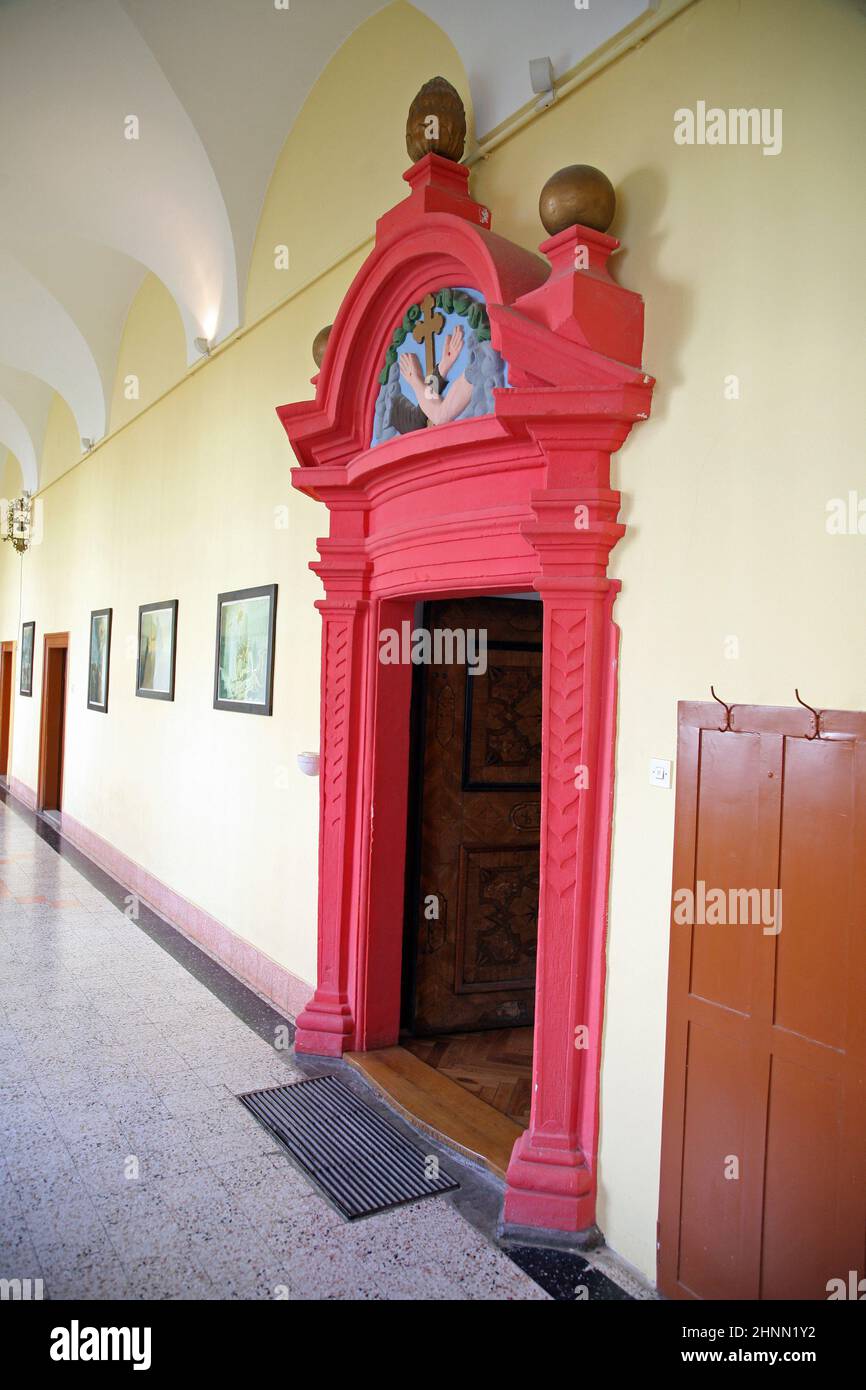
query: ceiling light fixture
[{"left": 2, "top": 491, "right": 33, "bottom": 554}]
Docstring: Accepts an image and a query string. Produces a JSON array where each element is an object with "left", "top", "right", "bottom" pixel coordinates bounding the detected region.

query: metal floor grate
[{"left": 239, "top": 1073, "right": 459, "bottom": 1220}]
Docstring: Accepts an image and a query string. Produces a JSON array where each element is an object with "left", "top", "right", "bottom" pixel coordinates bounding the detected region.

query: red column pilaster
[
  {"left": 503, "top": 454, "right": 624, "bottom": 1236},
  {"left": 353, "top": 596, "right": 416, "bottom": 1051},
  {"left": 294, "top": 538, "right": 372, "bottom": 1056}
]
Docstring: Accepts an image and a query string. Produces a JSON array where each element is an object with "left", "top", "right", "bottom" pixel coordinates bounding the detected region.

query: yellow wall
[
  {"left": 109, "top": 274, "right": 187, "bottom": 433},
  {"left": 490, "top": 0, "right": 865, "bottom": 1276},
  {"left": 1, "top": 449, "right": 23, "bottom": 500},
  {"left": 39, "top": 394, "right": 81, "bottom": 490},
  {"left": 2, "top": 0, "right": 864, "bottom": 1282},
  {"left": 0, "top": 251, "right": 376, "bottom": 987},
  {"left": 246, "top": 1, "right": 470, "bottom": 324},
  {"left": 0, "top": 453, "right": 24, "bottom": 641}
]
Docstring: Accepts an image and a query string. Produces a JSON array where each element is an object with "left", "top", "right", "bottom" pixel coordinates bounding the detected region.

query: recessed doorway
[
  {"left": 38, "top": 632, "right": 69, "bottom": 816},
  {"left": 0, "top": 641, "right": 13, "bottom": 781},
  {"left": 400, "top": 595, "right": 541, "bottom": 1136}
]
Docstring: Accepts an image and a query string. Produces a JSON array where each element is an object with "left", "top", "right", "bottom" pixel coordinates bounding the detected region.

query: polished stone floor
[{"left": 0, "top": 796, "right": 555, "bottom": 1301}]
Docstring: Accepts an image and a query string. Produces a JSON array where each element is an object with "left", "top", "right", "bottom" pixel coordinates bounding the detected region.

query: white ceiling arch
[
  {"left": 0, "top": 0, "right": 238, "bottom": 357},
  {"left": 0, "top": 248, "right": 106, "bottom": 448},
  {"left": 116, "top": 0, "right": 391, "bottom": 320},
  {"left": 0, "top": 398, "right": 39, "bottom": 494},
  {"left": 0, "top": 364, "right": 54, "bottom": 496}
]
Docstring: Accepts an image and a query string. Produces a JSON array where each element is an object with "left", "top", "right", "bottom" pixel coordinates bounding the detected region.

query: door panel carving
[{"left": 410, "top": 597, "right": 542, "bottom": 1035}]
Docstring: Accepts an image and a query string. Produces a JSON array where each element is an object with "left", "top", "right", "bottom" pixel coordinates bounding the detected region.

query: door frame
[
  {"left": 37, "top": 631, "right": 69, "bottom": 812},
  {"left": 276, "top": 154, "right": 654, "bottom": 1236},
  {"left": 0, "top": 640, "right": 14, "bottom": 779}
]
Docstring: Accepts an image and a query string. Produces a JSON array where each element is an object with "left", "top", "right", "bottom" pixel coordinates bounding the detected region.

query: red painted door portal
[
  {"left": 278, "top": 152, "right": 654, "bottom": 1235},
  {"left": 659, "top": 701, "right": 866, "bottom": 1299}
]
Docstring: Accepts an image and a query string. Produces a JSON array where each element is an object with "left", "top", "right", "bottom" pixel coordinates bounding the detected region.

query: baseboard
[
  {"left": 10, "top": 776, "right": 37, "bottom": 810},
  {"left": 3, "top": 779, "right": 314, "bottom": 1023}
]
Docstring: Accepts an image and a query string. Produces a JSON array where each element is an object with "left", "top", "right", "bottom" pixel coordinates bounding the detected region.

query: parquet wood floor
[{"left": 404, "top": 1026, "right": 533, "bottom": 1128}]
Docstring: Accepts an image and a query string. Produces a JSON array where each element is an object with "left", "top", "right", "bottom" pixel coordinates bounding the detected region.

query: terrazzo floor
[{"left": 0, "top": 795, "right": 551, "bottom": 1301}]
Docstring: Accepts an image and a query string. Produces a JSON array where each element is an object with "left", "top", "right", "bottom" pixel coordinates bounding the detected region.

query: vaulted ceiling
[{"left": 0, "top": 0, "right": 649, "bottom": 488}]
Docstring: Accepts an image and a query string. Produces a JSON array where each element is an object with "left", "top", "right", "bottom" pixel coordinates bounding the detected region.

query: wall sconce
[
  {"left": 2, "top": 491, "right": 33, "bottom": 554},
  {"left": 529, "top": 57, "right": 555, "bottom": 112},
  {"left": 194, "top": 337, "right": 212, "bottom": 358},
  {"left": 297, "top": 751, "right": 320, "bottom": 777}
]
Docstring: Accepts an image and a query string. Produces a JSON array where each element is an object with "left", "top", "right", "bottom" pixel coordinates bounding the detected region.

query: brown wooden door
[
  {"left": 38, "top": 634, "right": 69, "bottom": 812},
  {"left": 659, "top": 701, "right": 866, "bottom": 1300},
  {"left": 0, "top": 642, "right": 13, "bottom": 776},
  {"left": 407, "top": 597, "right": 542, "bottom": 1036}
]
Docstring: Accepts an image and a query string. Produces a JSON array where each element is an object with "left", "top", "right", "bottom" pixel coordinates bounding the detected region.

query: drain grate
[{"left": 239, "top": 1074, "right": 459, "bottom": 1220}]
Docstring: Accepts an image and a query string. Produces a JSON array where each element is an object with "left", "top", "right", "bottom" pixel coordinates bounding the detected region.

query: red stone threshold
[{"left": 5, "top": 778, "right": 314, "bottom": 1023}]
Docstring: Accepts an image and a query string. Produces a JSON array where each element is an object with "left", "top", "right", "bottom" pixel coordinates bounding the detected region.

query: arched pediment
[
  {"left": 278, "top": 154, "right": 652, "bottom": 493},
  {"left": 279, "top": 158, "right": 546, "bottom": 473}
]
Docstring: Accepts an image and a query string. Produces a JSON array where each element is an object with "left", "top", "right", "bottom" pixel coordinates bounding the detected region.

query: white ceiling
[{"left": 0, "top": 0, "right": 650, "bottom": 486}]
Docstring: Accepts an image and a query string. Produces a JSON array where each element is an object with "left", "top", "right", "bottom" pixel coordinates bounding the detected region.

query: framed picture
[
  {"left": 19, "top": 621, "right": 34, "bottom": 697},
  {"left": 213, "top": 584, "right": 277, "bottom": 715},
  {"left": 87, "top": 608, "right": 112, "bottom": 713},
  {"left": 136, "top": 600, "right": 178, "bottom": 701}
]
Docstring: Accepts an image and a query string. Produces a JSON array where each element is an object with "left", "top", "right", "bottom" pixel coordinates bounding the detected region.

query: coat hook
[
  {"left": 710, "top": 685, "right": 734, "bottom": 732},
  {"left": 794, "top": 689, "right": 823, "bottom": 740}
]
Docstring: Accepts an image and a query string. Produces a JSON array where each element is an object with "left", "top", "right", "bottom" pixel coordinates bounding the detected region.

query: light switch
[{"left": 649, "top": 758, "right": 672, "bottom": 789}]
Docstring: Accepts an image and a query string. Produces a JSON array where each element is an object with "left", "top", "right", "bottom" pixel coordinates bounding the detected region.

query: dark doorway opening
[
  {"left": 400, "top": 595, "right": 542, "bottom": 1129},
  {"left": 0, "top": 641, "right": 13, "bottom": 780},
  {"left": 38, "top": 634, "right": 68, "bottom": 815}
]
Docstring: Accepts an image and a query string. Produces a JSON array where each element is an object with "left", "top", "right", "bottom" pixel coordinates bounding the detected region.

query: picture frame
[
  {"left": 19, "top": 621, "right": 34, "bottom": 697},
  {"left": 87, "top": 608, "right": 113, "bottom": 713},
  {"left": 213, "top": 584, "right": 277, "bottom": 716},
  {"left": 136, "top": 600, "right": 178, "bottom": 701}
]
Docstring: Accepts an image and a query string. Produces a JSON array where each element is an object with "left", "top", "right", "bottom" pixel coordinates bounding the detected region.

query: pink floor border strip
[{"left": 6, "top": 778, "right": 313, "bottom": 1022}]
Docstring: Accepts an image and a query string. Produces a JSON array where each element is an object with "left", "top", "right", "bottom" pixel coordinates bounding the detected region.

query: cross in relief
[{"left": 412, "top": 293, "right": 445, "bottom": 377}]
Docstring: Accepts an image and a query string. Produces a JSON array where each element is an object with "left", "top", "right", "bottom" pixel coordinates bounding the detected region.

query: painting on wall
[
  {"left": 136, "top": 600, "right": 178, "bottom": 702},
  {"left": 19, "top": 621, "right": 34, "bottom": 697},
  {"left": 87, "top": 608, "right": 112, "bottom": 713},
  {"left": 371, "top": 286, "right": 508, "bottom": 448},
  {"left": 213, "top": 584, "right": 277, "bottom": 715}
]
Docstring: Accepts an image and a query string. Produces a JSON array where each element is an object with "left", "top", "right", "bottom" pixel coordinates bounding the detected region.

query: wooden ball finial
[
  {"left": 539, "top": 164, "right": 616, "bottom": 236},
  {"left": 312, "top": 324, "right": 332, "bottom": 369},
  {"left": 406, "top": 76, "right": 466, "bottom": 163}
]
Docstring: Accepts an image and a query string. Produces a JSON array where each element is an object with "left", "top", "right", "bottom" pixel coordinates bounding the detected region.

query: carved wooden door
[
  {"left": 407, "top": 597, "right": 542, "bottom": 1035},
  {"left": 658, "top": 701, "right": 866, "bottom": 1300}
]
